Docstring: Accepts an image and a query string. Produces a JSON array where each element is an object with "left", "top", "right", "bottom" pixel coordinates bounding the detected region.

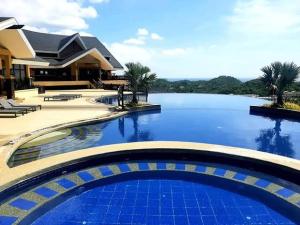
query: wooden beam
[
  {"left": 71, "top": 62, "right": 79, "bottom": 81},
  {"left": 25, "top": 65, "right": 31, "bottom": 78},
  {"left": 4, "top": 54, "right": 12, "bottom": 79},
  {"left": 0, "top": 48, "right": 10, "bottom": 56}
]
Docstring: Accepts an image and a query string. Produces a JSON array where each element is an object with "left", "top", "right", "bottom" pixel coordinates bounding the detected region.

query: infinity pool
[{"left": 11, "top": 93, "right": 300, "bottom": 166}]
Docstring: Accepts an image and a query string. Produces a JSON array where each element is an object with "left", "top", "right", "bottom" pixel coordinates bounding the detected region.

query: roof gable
[
  {"left": 81, "top": 36, "right": 123, "bottom": 69},
  {"left": 58, "top": 33, "right": 86, "bottom": 52},
  {"left": 22, "top": 29, "right": 123, "bottom": 69}
]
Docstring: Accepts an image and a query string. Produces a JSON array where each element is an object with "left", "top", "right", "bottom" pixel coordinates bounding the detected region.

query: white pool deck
[{"left": 0, "top": 89, "right": 119, "bottom": 145}]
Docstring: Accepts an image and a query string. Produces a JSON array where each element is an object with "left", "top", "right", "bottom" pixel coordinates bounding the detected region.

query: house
[
  {"left": 0, "top": 17, "right": 126, "bottom": 98},
  {"left": 0, "top": 17, "right": 48, "bottom": 98},
  {"left": 23, "top": 30, "right": 126, "bottom": 90}
]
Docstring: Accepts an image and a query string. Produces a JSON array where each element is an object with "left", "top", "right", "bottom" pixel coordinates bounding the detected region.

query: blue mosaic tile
[
  {"left": 156, "top": 162, "right": 167, "bottom": 170},
  {"left": 175, "top": 163, "right": 185, "bottom": 170},
  {"left": 9, "top": 198, "right": 37, "bottom": 210},
  {"left": 118, "top": 214, "right": 132, "bottom": 223},
  {"left": 233, "top": 172, "right": 248, "bottom": 181},
  {"left": 77, "top": 171, "right": 94, "bottom": 182},
  {"left": 255, "top": 179, "right": 271, "bottom": 188},
  {"left": 276, "top": 188, "right": 295, "bottom": 198},
  {"left": 0, "top": 215, "right": 18, "bottom": 225},
  {"left": 160, "top": 215, "right": 173, "bottom": 224},
  {"left": 55, "top": 178, "right": 76, "bottom": 189},
  {"left": 138, "top": 162, "right": 149, "bottom": 170},
  {"left": 174, "top": 215, "right": 189, "bottom": 224},
  {"left": 117, "top": 163, "right": 131, "bottom": 172},
  {"left": 195, "top": 165, "right": 206, "bottom": 173},
  {"left": 214, "top": 168, "right": 227, "bottom": 176},
  {"left": 34, "top": 187, "right": 58, "bottom": 199},
  {"left": 188, "top": 215, "right": 203, "bottom": 225},
  {"left": 30, "top": 176, "right": 297, "bottom": 225},
  {"left": 201, "top": 215, "right": 218, "bottom": 225},
  {"left": 98, "top": 166, "right": 113, "bottom": 176}
]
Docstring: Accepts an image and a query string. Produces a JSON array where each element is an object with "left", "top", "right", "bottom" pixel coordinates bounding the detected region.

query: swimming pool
[
  {"left": 10, "top": 93, "right": 300, "bottom": 166},
  {"left": 1, "top": 160, "right": 300, "bottom": 225}
]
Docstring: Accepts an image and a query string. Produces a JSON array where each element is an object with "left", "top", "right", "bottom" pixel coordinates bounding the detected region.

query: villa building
[{"left": 0, "top": 17, "right": 125, "bottom": 98}]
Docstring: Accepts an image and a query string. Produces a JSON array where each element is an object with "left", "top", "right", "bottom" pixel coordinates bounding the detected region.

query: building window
[{"left": 12, "top": 64, "right": 27, "bottom": 90}]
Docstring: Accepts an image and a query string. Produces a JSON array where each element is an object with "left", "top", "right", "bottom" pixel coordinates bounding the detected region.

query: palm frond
[
  {"left": 278, "top": 62, "right": 300, "bottom": 90},
  {"left": 260, "top": 65, "right": 273, "bottom": 87},
  {"left": 271, "top": 61, "right": 282, "bottom": 83}
]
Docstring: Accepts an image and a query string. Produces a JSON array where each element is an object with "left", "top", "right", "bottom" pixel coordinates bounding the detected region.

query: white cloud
[
  {"left": 161, "top": 48, "right": 187, "bottom": 56},
  {"left": 79, "top": 31, "right": 94, "bottom": 37},
  {"left": 23, "top": 25, "right": 49, "bottom": 33},
  {"left": 228, "top": 0, "right": 300, "bottom": 35},
  {"left": 123, "top": 38, "right": 145, "bottom": 45},
  {"left": 151, "top": 33, "right": 163, "bottom": 40},
  {"left": 137, "top": 28, "right": 149, "bottom": 36},
  {"left": 89, "top": 0, "right": 110, "bottom": 3},
  {"left": 53, "top": 29, "right": 94, "bottom": 37},
  {"left": 0, "top": 0, "right": 98, "bottom": 33},
  {"left": 109, "top": 43, "right": 154, "bottom": 65}
]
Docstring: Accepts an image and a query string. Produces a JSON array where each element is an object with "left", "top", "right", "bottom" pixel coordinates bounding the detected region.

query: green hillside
[{"left": 151, "top": 76, "right": 300, "bottom": 96}]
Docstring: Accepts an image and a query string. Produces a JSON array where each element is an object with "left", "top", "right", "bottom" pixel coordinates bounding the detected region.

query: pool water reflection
[
  {"left": 97, "top": 94, "right": 300, "bottom": 158},
  {"left": 11, "top": 94, "right": 300, "bottom": 166}
]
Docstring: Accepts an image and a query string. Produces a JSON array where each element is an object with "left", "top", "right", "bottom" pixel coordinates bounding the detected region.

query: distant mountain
[
  {"left": 151, "top": 75, "right": 300, "bottom": 96},
  {"left": 165, "top": 77, "right": 253, "bottom": 82}
]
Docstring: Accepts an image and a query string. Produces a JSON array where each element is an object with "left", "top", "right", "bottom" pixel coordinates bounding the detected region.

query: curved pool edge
[
  {"left": 0, "top": 103, "right": 161, "bottom": 165},
  {"left": 1, "top": 141, "right": 300, "bottom": 190},
  {"left": 1, "top": 158, "right": 300, "bottom": 225},
  {"left": 0, "top": 110, "right": 127, "bottom": 166}
]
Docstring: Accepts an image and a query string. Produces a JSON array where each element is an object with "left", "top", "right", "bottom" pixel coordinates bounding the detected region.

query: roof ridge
[{"left": 22, "top": 29, "right": 70, "bottom": 38}]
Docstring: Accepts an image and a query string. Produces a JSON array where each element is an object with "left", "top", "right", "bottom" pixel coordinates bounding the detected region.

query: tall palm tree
[
  {"left": 140, "top": 72, "right": 157, "bottom": 102},
  {"left": 125, "top": 62, "right": 156, "bottom": 104},
  {"left": 261, "top": 62, "right": 300, "bottom": 106}
]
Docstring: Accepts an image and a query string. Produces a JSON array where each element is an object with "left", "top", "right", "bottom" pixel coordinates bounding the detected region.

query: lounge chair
[
  {"left": 44, "top": 96, "right": 70, "bottom": 101},
  {"left": 58, "top": 94, "right": 82, "bottom": 98},
  {"left": 7, "top": 99, "right": 42, "bottom": 110},
  {"left": 0, "top": 99, "right": 30, "bottom": 113},
  {"left": 0, "top": 109, "right": 24, "bottom": 117},
  {"left": 0, "top": 109, "right": 25, "bottom": 117}
]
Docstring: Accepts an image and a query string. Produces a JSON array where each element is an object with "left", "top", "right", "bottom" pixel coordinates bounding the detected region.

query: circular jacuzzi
[{"left": 1, "top": 148, "right": 300, "bottom": 225}]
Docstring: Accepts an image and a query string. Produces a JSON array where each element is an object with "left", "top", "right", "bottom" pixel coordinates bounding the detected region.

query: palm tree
[
  {"left": 261, "top": 62, "right": 300, "bottom": 106},
  {"left": 125, "top": 62, "right": 156, "bottom": 104},
  {"left": 140, "top": 72, "right": 157, "bottom": 102}
]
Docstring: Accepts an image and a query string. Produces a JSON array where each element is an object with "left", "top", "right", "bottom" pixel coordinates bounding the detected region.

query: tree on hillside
[
  {"left": 261, "top": 62, "right": 300, "bottom": 106},
  {"left": 125, "top": 62, "right": 157, "bottom": 104}
]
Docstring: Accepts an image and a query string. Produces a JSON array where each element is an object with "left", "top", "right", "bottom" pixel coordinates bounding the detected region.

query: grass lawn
[{"left": 264, "top": 102, "right": 300, "bottom": 111}]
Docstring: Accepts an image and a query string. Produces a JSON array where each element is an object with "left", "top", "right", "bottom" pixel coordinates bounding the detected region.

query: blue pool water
[
  {"left": 31, "top": 172, "right": 296, "bottom": 225},
  {"left": 11, "top": 93, "right": 300, "bottom": 166}
]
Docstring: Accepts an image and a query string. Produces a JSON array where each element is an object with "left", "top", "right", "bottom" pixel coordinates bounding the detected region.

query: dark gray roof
[
  {"left": 58, "top": 33, "right": 80, "bottom": 49},
  {"left": 22, "top": 30, "right": 66, "bottom": 52},
  {"left": 22, "top": 29, "right": 123, "bottom": 69},
  {"left": 46, "top": 49, "right": 91, "bottom": 66},
  {"left": 19, "top": 56, "right": 49, "bottom": 63},
  {"left": 81, "top": 36, "right": 123, "bottom": 69},
  {"left": 0, "top": 17, "right": 13, "bottom": 23}
]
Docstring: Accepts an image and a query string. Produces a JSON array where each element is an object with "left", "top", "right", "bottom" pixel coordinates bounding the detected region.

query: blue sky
[{"left": 1, "top": 0, "right": 300, "bottom": 79}]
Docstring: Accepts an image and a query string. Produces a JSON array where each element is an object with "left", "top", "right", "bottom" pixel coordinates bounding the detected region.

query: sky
[{"left": 1, "top": 0, "right": 300, "bottom": 79}]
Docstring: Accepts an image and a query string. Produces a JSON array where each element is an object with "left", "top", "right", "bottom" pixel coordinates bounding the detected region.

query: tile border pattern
[{"left": 0, "top": 160, "right": 299, "bottom": 225}]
